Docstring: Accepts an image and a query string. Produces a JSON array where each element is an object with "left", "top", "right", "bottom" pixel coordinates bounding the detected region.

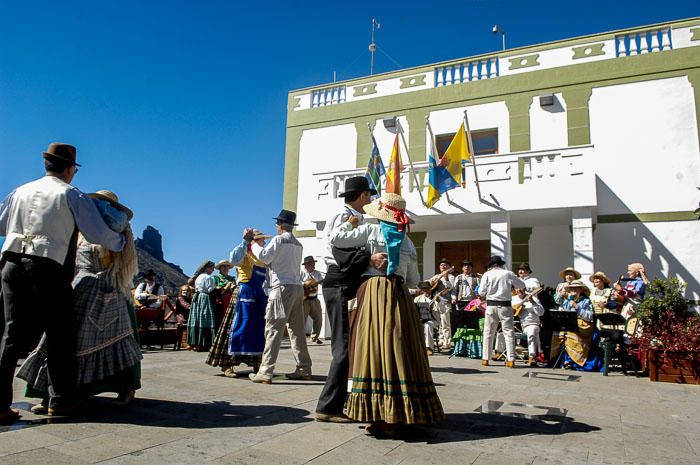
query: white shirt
[
  {"left": 195, "top": 273, "right": 216, "bottom": 293},
  {"left": 478, "top": 267, "right": 526, "bottom": 302},
  {"left": 322, "top": 205, "right": 365, "bottom": 268},
  {"left": 134, "top": 281, "right": 166, "bottom": 308},
  {"left": 522, "top": 274, "right": 541, "bottom": 292},
  {"left": 301, "top": 268, "right": 323, "bottom": 284},
  {"left": 513, "top": 294, "right": 545, "bottom": 326},
  {"left": 258, "top": 232, "right": 304, "bottom": 287}
]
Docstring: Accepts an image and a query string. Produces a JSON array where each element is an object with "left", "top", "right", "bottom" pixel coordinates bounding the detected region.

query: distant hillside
[{"left": 134, "top": 226, "right": 189, "bottom": 294}]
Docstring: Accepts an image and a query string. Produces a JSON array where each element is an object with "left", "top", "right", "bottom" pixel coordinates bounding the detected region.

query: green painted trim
[
  {"left": 572, "top": 43, "right": 606, "bottom": 60},
  {"left": 282, "top": 127, "right": 303, "bottom": 212},
  {"left": 510, "top": 227, "right": 532, "bottom": 270},
  {"left": 517, "top": 155, "right": 525, "bottom": 184},
  {"left": 509, "top": 54, "right": 540, "bottom": 70},
  {"left": 400, "top": 75, "right": 427, "bottom": 89},
  {"left": 562, "top": 87, "right": 593, "bottom": 146},
  {"left": 353, "top": 84, "right": 377, "bottom": 97},
  {"left": 691, "top": 27, "right": 700, "bottom": 41},
  {"left": 597, "top": 211, "right": 697, "bottom": 223},
  {"left": 505, "top": 94, "right": 533, "bottom": 152},
  {"left": 288, "top": 17, "right": 700, "bottom": 95},
  {"left": 405, "top": 109, "right": 429, "bottom": 163},
  {"left": 355, "top": 117, "right": 376, "bottom": 168},
  {"left": 408, "top": 231, "right": 427, "bottom": 275},
  {"left": 294, "top": 229, "right": 317, "bottom": 238}
]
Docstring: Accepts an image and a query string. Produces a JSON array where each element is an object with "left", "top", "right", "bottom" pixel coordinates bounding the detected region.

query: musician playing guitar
[
  {"left": 431, "top": 259, "right": 456, "bottom": 350},
  {"left": 513, "top": 288, "right": 545, "bottom": 367},
  {"left": 612, "top": 263, "right": 649, "bottom": 319}
]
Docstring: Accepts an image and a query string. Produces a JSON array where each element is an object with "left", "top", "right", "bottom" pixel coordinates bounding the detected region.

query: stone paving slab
[{"left": 2, "top": 342, "right": 699, "bottom": 465}]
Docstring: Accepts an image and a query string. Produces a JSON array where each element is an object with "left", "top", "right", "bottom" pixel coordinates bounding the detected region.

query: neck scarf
[{"left": 380, "top": 221, "right": 405, "bottom": 276}]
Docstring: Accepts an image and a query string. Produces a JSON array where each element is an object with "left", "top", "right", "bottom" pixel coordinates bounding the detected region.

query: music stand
[
  {"left": 597, "top": 312, "right": 626, "bottom": 327},
  {"left": 464, "top": 311, "right": 481, "bottom": 330},
  {"left": 547, "top": 310, "right": 578, "bottom": 332},
  {"left": 548, "top": 310, "right": 579, "bottom": 369}
]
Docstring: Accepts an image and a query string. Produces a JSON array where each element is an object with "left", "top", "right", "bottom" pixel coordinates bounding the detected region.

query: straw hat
[
  {"left": 565, "top": 280, "right": 590, "bottom": 296},
  {"left": 89, "top": 190, "right": 134, "bottom": 220},
  {"left": 363, "top": 193, "right": 411, "bottom": 230},
  {"left": 252, "top": 229, "right": 272, "bottom": 240},
  {"left": 559, "top": 266, "right": 581, "bottom": 280},
  {"left": 589, "top": 271, "right": 611, "bottom": 285},
  {"left": 215, "top": 260, "right": 233, "bottom": 270}
]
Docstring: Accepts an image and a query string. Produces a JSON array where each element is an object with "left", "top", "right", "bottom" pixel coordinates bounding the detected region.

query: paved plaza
[{"left": 1, "top": 342, "right": 699, "bottom": 465}]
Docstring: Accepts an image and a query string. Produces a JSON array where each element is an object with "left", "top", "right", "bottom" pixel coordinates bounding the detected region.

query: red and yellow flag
[{"left": 385, "top": 134, "right": 403, "bottom": 195}]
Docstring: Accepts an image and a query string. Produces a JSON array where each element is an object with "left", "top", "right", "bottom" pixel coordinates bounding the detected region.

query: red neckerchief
[{"left": 382, "top": 203, "right": 410, "bottom": 233}]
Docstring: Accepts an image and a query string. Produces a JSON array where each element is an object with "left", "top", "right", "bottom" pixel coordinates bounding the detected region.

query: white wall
[
  {"left": 297, "top": 124, "right": 357, "bottom": 229},
  {"left": 594, "top": 220, "right": 700, "bottom": 300},
  {"left": 530, "top": 93, "right": 568, "bottom": 150},
  {"left": 590, "top": 76, "right": 700, "bottom": 214},
  {"left": 529, "top": 224, "right": 574, "bottom": 288},
  {"left": 371, "top": 116, "right": 409, "bottom": 167}
]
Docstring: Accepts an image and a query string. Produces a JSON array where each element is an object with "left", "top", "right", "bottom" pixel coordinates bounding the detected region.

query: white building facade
[{"left": 284, "top": 18, "right": 700, "bottom": 334}]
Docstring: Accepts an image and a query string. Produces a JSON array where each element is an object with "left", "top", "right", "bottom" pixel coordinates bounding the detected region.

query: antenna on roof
[{"left": 370, "top": 18, "right": 381, "bottom": 75}]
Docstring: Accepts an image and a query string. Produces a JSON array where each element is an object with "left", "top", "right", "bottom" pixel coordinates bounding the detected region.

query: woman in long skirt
[
  {"left": 187, "top": 261, "right": 217, "bottom": 351},
  {"left": 207, "top": 230, "right": 270, "bottom": 376},
  {"left": 330, "top": 193, "right": 444, "bottom": 436},
  {"left": 18, "top": 190, "right": 142, "bottom": 411}
]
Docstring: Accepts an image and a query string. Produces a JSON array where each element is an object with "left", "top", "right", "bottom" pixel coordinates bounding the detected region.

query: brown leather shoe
[
  {"left": 481, "top": 359, "right": 489, "bottom": 366},
  {"left": 505, "top": 360, "right": 516, "bottom": 368}
]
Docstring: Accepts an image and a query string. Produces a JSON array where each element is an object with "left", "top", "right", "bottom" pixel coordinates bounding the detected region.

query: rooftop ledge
[{"left": 288, "top": 17, "right": 700, "bottom": 112}]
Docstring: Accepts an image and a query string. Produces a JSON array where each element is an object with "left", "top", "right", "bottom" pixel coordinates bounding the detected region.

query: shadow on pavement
[
  {"left": 430, "top": 366, "right": 498, "bottom": 375},
  {"left": 398, "top": 411, "right": 601, "bottom": 444}
]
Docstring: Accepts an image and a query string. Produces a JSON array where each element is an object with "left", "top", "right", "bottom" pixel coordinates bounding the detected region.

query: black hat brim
[
  {"left": 43, "top": 152, "right": 81, "bottom": 167},
  {"left": 272, "top": 217, "right": 298, "bottom": 226},
  {"left": 338, "top": 187, "right": 377, "bottom": 198}
]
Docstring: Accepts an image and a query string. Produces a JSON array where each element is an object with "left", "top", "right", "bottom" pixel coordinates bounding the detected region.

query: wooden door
[{"left": 435, "top": 240, "right": 491, "bottom": 275}]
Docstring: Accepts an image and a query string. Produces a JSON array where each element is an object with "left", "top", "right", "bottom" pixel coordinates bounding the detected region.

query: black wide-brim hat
[
  {"left": 42, "top": 142, "right": 81, "bottom": 167},
  {"left": 338, "top": 175, "right": 377, "bottom": 198},
  {"left": 273, "top": 209, "right": 298, "bottom": 226},
  {"left": 486, "top": 256, "right": 505, "bottom": 269},
  {"left": 302, "top": 255, "right": 316, "bottom": 265}
]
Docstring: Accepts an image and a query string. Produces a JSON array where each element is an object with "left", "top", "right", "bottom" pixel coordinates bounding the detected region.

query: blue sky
[{"left": 0, "top": 1, "right": 696, "bottom": 275}]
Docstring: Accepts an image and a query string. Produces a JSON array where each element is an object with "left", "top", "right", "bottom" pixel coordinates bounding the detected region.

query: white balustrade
[
  {"left": 615, "top": 28, "right": 672, "bottom": 57},
  {"left": 310, "top": 85, "right": 346, "bottom": 108},
  {"left": 434, "top": 56, "right": 499, "bottom": 86}
]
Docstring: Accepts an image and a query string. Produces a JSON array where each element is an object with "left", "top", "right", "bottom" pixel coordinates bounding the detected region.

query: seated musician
[
  {"left": 553, "top": 267, "right": 581, "bottom": 308},
  {"left": 134, "top": 270, "right": 167, "bottom": 309},
  {"left": 589, "top": 272, "right": 618, "bottom": 314},
  {"left": 414, "top": 281, "right": 440, "bottom": 355},
  {"left": 613, "top": 263, "right": 648, "bottom": 319},
  {"left": 550, "top": 280, "right": 602, "bottom": 371}
]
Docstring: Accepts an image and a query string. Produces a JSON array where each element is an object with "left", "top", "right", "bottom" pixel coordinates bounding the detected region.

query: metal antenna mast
[{"left": 369, "top": 18, "right": 381, "bottom": 75}]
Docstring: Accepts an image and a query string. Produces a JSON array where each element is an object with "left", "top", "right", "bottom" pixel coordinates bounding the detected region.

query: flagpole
[
  {"left": 463, "top": 110, "right": 483, "bottom": 201},
  {"left": 425, "top": 116, "right": 451, "bottom": 204},
  {"left": 396, "top": 119, "right": 427, "bottom": 206}
]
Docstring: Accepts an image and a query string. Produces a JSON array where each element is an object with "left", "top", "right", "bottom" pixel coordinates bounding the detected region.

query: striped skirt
[
  {"left": 346, "top": 276, "right": 445, "bottom": 425},
  {"left": 206, "top": 286, "right": 241, "bottom": 369}
]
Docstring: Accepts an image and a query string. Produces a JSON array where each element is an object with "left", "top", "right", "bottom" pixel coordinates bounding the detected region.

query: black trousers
[
  {"left": 0, "top": 253, "right": 76, "bottom": 410},
  {"left": 315, "top": 285, "right": 354, "bottom": 415}
]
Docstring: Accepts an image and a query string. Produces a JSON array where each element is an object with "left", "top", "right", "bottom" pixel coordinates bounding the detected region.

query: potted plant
[{"left": 633, "top": 278, "right": 700, "bottom": 384}]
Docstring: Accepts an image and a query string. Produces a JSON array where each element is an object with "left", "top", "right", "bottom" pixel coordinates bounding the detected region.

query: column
[
  {"left": 572, "top": 207, "right": 594, "bottom": 283},
  {"left": 490, "top": 212, "right": 511, "bottom": 270},
  {"left": 561, "top": 86, "right": 593, "bottom": 147}
]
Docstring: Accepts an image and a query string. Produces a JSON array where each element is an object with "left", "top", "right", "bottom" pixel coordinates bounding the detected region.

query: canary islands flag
[
  {"left": 426, "top": 123, "right": 471, "bottom": 208},
  {"left": 365, "top": 136, "right": 385, "bottom": 197},
  {"left": 385, "top": 134, "right": 403, "bottom": 195}
]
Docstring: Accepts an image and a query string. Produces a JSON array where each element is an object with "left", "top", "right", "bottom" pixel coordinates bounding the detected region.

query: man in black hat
[
  {"left": 301, "top": 256, "right": 324, "bottom": 344},
  {"left": 0, "top": 142, "right": 126, "bottom": 423},
  {"left": 134, "top": 270, "right": 167, "bottom": 309},
  {"left": 315, "top": 176, "right": 387, "bottom": 422},
  {"left": 435, "top": 258, "right": 455, "bottom": 350},
  {"left": 477, "top": 256, "right": 526, "bottom": 368},
  {"left": 249, "top": 209, "right": 312, "bottom": 383}
]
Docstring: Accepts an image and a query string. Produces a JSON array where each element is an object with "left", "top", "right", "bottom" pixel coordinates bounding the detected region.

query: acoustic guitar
[{"left": 512, "top": 287, "right": 543, "bottom": 317}]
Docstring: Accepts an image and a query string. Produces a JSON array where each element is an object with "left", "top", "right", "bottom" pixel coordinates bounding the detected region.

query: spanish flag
[{"left": 385, "top": 134, "right": 403, "bottom": 195}]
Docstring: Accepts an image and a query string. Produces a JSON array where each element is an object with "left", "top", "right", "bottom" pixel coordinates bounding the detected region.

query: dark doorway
[{"left": 435, "top": 240, "right": 490, "bottom": 274}]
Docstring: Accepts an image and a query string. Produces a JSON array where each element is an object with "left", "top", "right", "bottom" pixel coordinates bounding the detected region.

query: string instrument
[
  {"left": 303, "top": 279, "right": 319, "bottom": 299},
  {"left": 612, "top": 274, "right": 627, "bottom": 305},
  {"left": 429, "top": 266, "right": 455, "bottom": 292},
  {"left": 512, "top": 287, "right": 543, "bottom": 317}
]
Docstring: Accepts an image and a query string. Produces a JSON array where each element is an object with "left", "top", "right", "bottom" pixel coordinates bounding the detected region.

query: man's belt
[{"left": 486, "top": 299, "right": 512, "bottom": 306}]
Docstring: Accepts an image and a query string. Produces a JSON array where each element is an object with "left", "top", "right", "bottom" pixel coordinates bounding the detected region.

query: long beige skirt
[{"left": 346, "top": 276, "right": 445, "bottom": 425}]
